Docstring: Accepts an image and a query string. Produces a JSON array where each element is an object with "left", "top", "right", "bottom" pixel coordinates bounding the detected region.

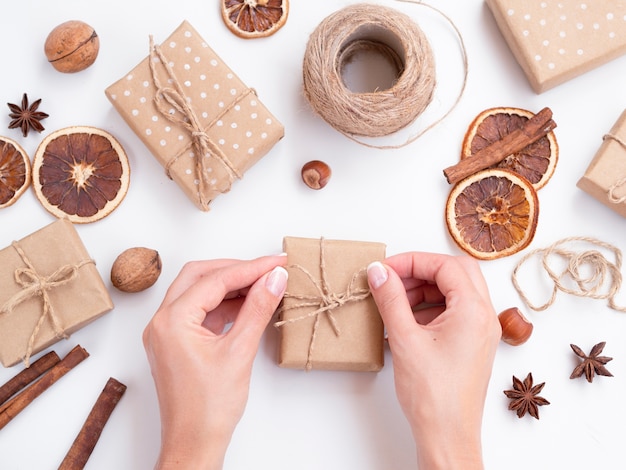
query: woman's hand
[
  {"left": 367, "top": 252, "right": 501, "bottom": 470},
  {"left": 143, "top": 255, "right": 287, "bottom": 469}
]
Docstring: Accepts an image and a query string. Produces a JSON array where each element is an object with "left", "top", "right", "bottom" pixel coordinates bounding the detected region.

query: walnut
[
  {"left": 111, "top": 247, "right": 162, "bottom": 293},
  {"left": 44, "top": 20, "right": 100, "bottom": 73}
]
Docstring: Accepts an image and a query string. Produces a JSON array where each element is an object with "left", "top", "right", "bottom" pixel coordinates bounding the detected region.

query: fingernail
[
  {"left": 266, "top": 266, "right": 288, "bottom": 297},
  {"left": 367, "top": 261, "right": 388, "bottom": 289}
]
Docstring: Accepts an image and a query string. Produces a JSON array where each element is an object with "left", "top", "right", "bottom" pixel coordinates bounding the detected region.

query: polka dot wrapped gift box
[
  {"left": 486, "top": 0, "right": 626, "bottom": 93},
  {"left": 105, "top": 20, "right": 284, "bottom": 211}
]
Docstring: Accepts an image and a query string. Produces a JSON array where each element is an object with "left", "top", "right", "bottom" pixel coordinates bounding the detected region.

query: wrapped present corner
[
  {"left": 0, "top": 219, "right": 113, "bottom": 368},
  {"left": 276, "top": 237, "right": 386, "bottom": 372},
  {"left": 105, "top": 20, "right": 284, "bottom": 211},
  {"left": 577, "top": 110, "right": 626, "bottom": 218},
  {"left": 486, "top": 0, "right": 626, "bottom": 93}
]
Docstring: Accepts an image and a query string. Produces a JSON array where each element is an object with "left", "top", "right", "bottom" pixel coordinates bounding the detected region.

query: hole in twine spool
[
  {"left": 339, "top": 26, "right": 406, "bottom": 93},
  {"left": 302, "top": 2, "right": 467, "bottom": 148}
]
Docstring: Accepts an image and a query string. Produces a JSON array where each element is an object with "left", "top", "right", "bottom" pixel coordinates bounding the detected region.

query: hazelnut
[
  {"left": 301, "top": 160, "right": 331, "bottom": 190},
  {"left": 498, "top": 307, "right": 533, "bottom": 346},
  {"left": 111, "top": 247, "right": 162, "bottom": 293},
  {"left": 44, "top": 20, "right": 99, "bottom": 73}
]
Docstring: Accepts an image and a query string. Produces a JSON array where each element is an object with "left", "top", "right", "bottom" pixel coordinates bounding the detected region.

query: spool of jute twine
[{"left": 302, "top": 2, "right": 467, "bottom": 148}]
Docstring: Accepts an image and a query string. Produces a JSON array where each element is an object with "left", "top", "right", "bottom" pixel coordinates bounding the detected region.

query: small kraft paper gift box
[
  {"left": 0, "top": 219, "right": 113, "bottom": 368},
  {"left": 577, "top": 109, "right": 626, "bottom": 218},
  {"left": 276, "top": 237, "right": 386, "bottom": 372},
  {"left": 486, "top": 0, "right": 626, "bottom": 93},
  {"left": 105, "top": 20, "right": 284, "bottom": 211}
]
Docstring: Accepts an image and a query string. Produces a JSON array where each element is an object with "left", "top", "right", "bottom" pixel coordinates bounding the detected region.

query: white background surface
[{"left": 1, "top": 0, "right": 626, "bottom": 468}]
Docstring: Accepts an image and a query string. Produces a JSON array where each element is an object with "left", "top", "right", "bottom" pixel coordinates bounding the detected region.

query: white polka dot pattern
[
  {"left": 486, "top": 0, "right": 626, "bottom": 93},
  {"left": 105, "top": 21, "right": 285, "bottom": 210}
]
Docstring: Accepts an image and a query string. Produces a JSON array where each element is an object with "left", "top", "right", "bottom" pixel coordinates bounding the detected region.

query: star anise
[
  {"left": 570, "top": 342, "right": 613, "bottom": 383},
  {"left": 7, "top": 93, "right": 49, "bottom": 137},
  {"left": 503, "top": 372, "right": 550, "bottom": 419}
]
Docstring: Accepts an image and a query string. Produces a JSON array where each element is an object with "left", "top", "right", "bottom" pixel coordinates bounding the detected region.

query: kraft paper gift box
[
  {"left": 105, "top": 20, "right": 284, "bottom": 211},
  {"left": 276, "top": 237, "right": 386, "bottom": 372},
  {"left": 0, "top": 219, "right": 113, "bottom": 368},
  {"left": 577, "top": 109, "right": 626, "bottom": 218},
  {"left": 486, "top": 0, "right": 626, "bottom": 93}
]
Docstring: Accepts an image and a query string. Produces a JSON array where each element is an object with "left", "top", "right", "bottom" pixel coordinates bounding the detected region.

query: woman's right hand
[{"left": 367, "top": 252, "right": 501, "bottom": 470}]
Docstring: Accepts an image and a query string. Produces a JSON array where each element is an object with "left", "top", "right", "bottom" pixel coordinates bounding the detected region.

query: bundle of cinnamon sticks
[{"left": 0, "top": 345, "right": 127, "bottom": 469}]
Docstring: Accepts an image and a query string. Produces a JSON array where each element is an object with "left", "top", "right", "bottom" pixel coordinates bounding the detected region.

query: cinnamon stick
[
  {"left": 443, "top": 107, "right": 557, "bottom": 185},
  {"left": 0, "top": 351, "right": 60, "bottom": 407},
  {"left": 59, "top": 377, "right": 127, "bottom": 470},
  {"left": 0, "top": 345, "right": 89, "bottom": 430}
]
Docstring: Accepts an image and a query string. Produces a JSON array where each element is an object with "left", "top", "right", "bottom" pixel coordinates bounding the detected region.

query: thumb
[
  {"left": 367, "top": 261, "right": 417, "bottom": 339},
  {"left": 229, "top": 266, "right": 288, "bottom": 347}
]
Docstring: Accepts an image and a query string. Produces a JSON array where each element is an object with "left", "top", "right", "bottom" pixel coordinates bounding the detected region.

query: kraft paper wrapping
[
  {"left": 577, "top": 110, "right": 626, "bottom": 218},
  {"left": 277, "top": 237, "right": 386, "bottom": 372},
  {"left": 486, "top": 0, "right": 626, "bottom": 93},
  {"left": 0, "top": 219, "right": 113, "bottom": 368},
  {"left": 105, "top": 20, "right": 284, "bottom": 211}
]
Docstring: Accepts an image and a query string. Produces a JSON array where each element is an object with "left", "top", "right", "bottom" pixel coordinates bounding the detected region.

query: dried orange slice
[
  {"left": 221, "top": 0, "right": 289, "bottom": 39},
  {"left": 0, "top": 136, "right": 30, "bottom": 209},
  {"left": 32, "top": 126, "right": 130, "bottom": 223},
  {"left": 445, "top": 168, "right": 539, "bottom": 260},
  {"left": 461, "top": 107, "right": 558, "bottom": 190}
]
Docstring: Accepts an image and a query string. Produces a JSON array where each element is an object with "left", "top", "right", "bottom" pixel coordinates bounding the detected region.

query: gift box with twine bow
[
  {"left": 0, "top": 219, "right": 113, "bottom": 368},
  {"left": 105, "top": 20, "right": 284, "bottom": 211},
  {"left": 578, "top": 109, "right": 626, "bottom": 218},
  {"left": 486, "top": 0, "right": 626, "bottom": 93},
  {"left": 275, "top": 237, "right": 386, "bottom": 372}
]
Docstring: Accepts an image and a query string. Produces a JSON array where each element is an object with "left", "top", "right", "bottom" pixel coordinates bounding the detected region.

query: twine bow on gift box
[
  {"left": 0, "top": 241, "right": 94, "bottom": 367},
  {"left": 603, "top": 133, "right": 626, "bottom": 204},
  {"left": 274, "top": 238, "right": 372, "bottom": 371},
  {"left": 148, "top": 36, "right": 252, "bottom": 210}
]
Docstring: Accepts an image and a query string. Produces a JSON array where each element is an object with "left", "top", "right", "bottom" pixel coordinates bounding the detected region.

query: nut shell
[
  {"left": 498, "top": 307, "right": 533, "bottom": 346},
  {"left": 44, "top": 20, "right": 100, "bottom": 73},
  {"left": 301, "top": 160, "right": 331, "bottom": 190},
  {"left": 111, "top": 247, "right": 162, "bottom": 293}
]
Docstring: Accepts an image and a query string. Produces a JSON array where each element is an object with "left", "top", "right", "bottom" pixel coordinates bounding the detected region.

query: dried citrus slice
[
  {"left": 221, "top": 0, "right": 289, "bottom": 39},
  {"left": 32, "top": 126, "right": 130, "bottom": 223},
  {"left": 0, "top": 136, "right": 30, "bottom": 209},
  {"left": 445, "top": 168, "right": 539, "bottom": 260},
  {"left": 461, "top": 107, "right": 558, "bottom": 190}
]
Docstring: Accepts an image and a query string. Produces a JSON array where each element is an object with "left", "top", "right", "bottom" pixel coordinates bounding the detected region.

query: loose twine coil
[
  {"left": 0, "top": 241, "right": 94, "bottom": 366},
  {"left": 512, "top": 237, "right": 626, "bottom": 313},
  {"left": 302, "top": 1, "right": 468, "bottom": 148},
  {"left": 603, "top": 133, "right": 626, "bottom": 203}
]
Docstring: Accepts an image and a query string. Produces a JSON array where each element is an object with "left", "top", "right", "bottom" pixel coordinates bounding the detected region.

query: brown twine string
[
  {"left": 0, "top": 241, "right": 95, "bottom": 367},
  {"left": 512, "top": 237, "right": 626, "bottom": 313},
  {"left": 274, "top": 238, "right": 372, "bottom": 371},
  {"left": 602, "top": 133, "right": 626, "bottom": 204},
  {"left": 302, "top": 2, "right": 468, "bottom": 149},
  {"left": 148, "top": 36, "right": 249, "bottom": 210}
]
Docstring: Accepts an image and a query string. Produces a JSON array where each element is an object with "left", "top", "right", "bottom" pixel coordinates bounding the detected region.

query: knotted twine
[
  {"left": 302, "top": 2, "right": 468, "bottom": 149},
  {"left": 512, "top": 237, "right": 626, "bottom": 312},
  {"left": 274, "top": 238, "right": 372, "bottom": 371},
  {"left": 0, "top": 241, "right": 94, "bottom": 367},
  {"left": 148, "top": 36, "right": 250, "bottom": 210},
  {"left": 602, "top": 133, "right": 626, "bottom": 204}
]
